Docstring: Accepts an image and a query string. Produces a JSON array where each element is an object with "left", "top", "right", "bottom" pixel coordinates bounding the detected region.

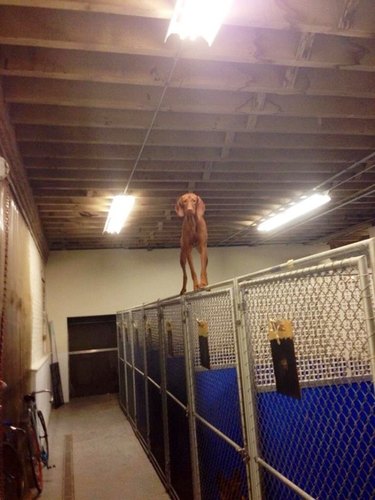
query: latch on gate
[{"left": 268, "top": 319, "right": 293, "bottom": 344}]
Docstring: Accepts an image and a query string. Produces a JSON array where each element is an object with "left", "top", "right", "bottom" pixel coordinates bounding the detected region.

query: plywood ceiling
[{"left": 0, "top": 0, "right": 374, "bottom": 256}]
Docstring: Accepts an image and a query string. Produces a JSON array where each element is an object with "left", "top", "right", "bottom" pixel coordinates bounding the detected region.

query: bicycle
[
  {"left": 22, "top": 390, "right": 52, "bottom": 495},
  {"left": 2, "top": 422, "right": 27, "bottom": 499},
  {"left": 1, "top": 379, "right": 26, "bottom": 499},
  {"left": 1, "top": 385, "right": 53, "bottom": 498}
]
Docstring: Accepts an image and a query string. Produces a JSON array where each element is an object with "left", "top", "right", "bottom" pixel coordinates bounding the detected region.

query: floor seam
[{"left": 63, "top": 434, "right": 75, "bottom": 499}]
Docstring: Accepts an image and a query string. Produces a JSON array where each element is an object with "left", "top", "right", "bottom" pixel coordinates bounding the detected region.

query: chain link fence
[
  {"left": 117, "top": 242, "right": 375, "bottom": 500},
  {"left": 241, "top": 256, "right": 374, "bottom": 500}
]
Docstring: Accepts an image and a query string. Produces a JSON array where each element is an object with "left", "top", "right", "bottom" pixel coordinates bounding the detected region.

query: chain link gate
[
  {"left": 132, "top": 308, "right": 148, "bottom": 446},
  {"left": 144, "top": 305, "right": 168, "bottom": 479},
  {"left": 240, "top": 256, "right": 375, "bottom": 500},
  {"left": 122, "top": 311, "right": 136, "bottom": 426},
  {"left": 162, "top": 299, "right": 194, "bottom": 500},
  {"left": 185, "top": 288, "right": 250, "bottom": 500}
]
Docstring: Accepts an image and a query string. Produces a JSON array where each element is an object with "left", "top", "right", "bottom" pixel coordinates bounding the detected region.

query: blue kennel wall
[{"left": 117, "top": 240, "right": 375, "bottom": 500}]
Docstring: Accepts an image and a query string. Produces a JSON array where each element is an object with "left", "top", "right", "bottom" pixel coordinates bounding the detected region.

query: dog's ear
[
  {"left": 196, "top": 196, "right": 205, "bottom": 216},
  {"left": 175, "top": 196, "right": 185, "bottom": 217}
]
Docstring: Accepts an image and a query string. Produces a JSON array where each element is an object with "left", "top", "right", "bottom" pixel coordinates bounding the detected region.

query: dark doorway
[{"left": 68, "top": 314, "right": 118, "bottom": 398}]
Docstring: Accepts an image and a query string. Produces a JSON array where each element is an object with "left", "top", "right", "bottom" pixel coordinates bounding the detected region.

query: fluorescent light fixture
[
  {"left": 165, "top": 0, "right": 233, "bottom": 46},
  {"left": 257, "top": 192, "right": 331, "bottom": 232},
  {"left": 103, "top": 195, "right": 135, "bottom": 234}
]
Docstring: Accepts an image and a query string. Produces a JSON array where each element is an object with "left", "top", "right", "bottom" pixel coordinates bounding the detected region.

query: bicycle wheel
[
  {"left": 3, "top": 442, "right": 25, "bottom": 499},
  {"left": 37, "top": 409, "right": 49, "bottom": 467},
  {"left": 26, "top": 423, "right": 43, "bottom": 494}
]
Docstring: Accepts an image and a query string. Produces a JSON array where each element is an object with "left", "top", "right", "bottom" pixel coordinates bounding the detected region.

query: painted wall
[{"left": 46, "top": 243, "right": 327, "bottom": 401}]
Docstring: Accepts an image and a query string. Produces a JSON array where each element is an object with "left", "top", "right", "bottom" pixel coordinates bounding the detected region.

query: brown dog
[{"left": 175, "top": 192, "right": 208, "bottom": 295}]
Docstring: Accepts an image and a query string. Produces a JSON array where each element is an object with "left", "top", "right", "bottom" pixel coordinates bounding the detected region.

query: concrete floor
[{"left": 41, "top": 393, "right": 170, "bottom": 500}]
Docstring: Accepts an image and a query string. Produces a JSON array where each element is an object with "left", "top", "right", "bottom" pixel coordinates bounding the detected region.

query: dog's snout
[{"left": 184, "top": 197, "right": 197, "bottom": 214}]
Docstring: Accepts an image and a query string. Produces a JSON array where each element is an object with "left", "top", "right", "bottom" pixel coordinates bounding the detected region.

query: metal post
[
  {"left": 368, "top": 237, "right": 375, "bottom": 298},
  {"left": 357, "top": 255, "right": 375, "bottom": 387},
  {"left": 233, "top": 280, "right": 262, "bottom": 500},
  {"left": 116, "top": 314, "right": 124, "bottom": 409}
]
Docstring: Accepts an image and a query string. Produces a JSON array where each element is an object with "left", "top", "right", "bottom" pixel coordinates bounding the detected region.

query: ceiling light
[
  {"left": 165, "top": 0, "right": 233, "bottom": 46},
  {"left": 103, "top": 195, "right": 135, "bottom": 234},
  {"left": 257, "top": 192, "right": 331, "bottom": 232}
]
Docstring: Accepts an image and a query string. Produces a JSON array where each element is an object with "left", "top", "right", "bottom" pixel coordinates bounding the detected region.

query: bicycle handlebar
[
  {"left": 2, "top": 422, "right": 26, "bottom": 435},
  {"left": 24, "top": 390, "right": 53, "bottom": 403}
]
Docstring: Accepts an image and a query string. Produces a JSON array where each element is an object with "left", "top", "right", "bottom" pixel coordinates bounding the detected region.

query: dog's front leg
[
  {"left": 187, "top": 249, "right": 199, "bottom": 290},
  {"left": 179, "top": 249, "right": 188, "bottom": 295},
  {"left": 199, "top": 247, "right": 208, "bottom": 288}
]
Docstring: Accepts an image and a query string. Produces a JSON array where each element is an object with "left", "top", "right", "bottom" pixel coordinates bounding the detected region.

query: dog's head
[{"left": 175, "top": 192, "right": 205, "bottom": 218}]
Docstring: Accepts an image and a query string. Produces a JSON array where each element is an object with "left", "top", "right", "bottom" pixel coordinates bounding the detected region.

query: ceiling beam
[
  {"left": 5, "top": 79, "right": 375, "bottom": 119},
  {"left": 10, "top": 104, "right": 375, "bottom": 136},
  {"left": 2, "top": 46, "right": 375, "bottom": 99},
  {"left": 0, "top": 7, "right": 374, "bottom": 71},
  {"left": 1, "top": 1, "right": 374, "bottom": 38}
]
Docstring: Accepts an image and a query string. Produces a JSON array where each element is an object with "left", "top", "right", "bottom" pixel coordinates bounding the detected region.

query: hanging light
[
  {"left": 103, "top": 195, "right": 135, "bottom": 234},
  {"left": 257, "top": 192, "right": 331, "bottom": 232},
  {"left": 165, "top": 0, "right": 233, "bottom": 46}
]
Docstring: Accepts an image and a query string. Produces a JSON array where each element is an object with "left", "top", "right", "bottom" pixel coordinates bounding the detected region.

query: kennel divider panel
[
  {"left": 241, "top": 256, "right": 375, "bottom": 500},
  {"left": 122, "top": 312, "right": 134, "bottom": 421}
]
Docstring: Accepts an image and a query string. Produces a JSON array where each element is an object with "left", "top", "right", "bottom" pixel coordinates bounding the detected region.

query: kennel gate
[
  {"left": 240, "top": 255, "right": 374, "bottom": 500},
  {"left": 117, "top": 239, "right": 375, "bottom": 500}
]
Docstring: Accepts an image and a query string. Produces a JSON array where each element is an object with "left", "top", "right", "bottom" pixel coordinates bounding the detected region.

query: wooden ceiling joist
[{"left": 0, "top": 1, "right": 373, "bottom": 250}]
